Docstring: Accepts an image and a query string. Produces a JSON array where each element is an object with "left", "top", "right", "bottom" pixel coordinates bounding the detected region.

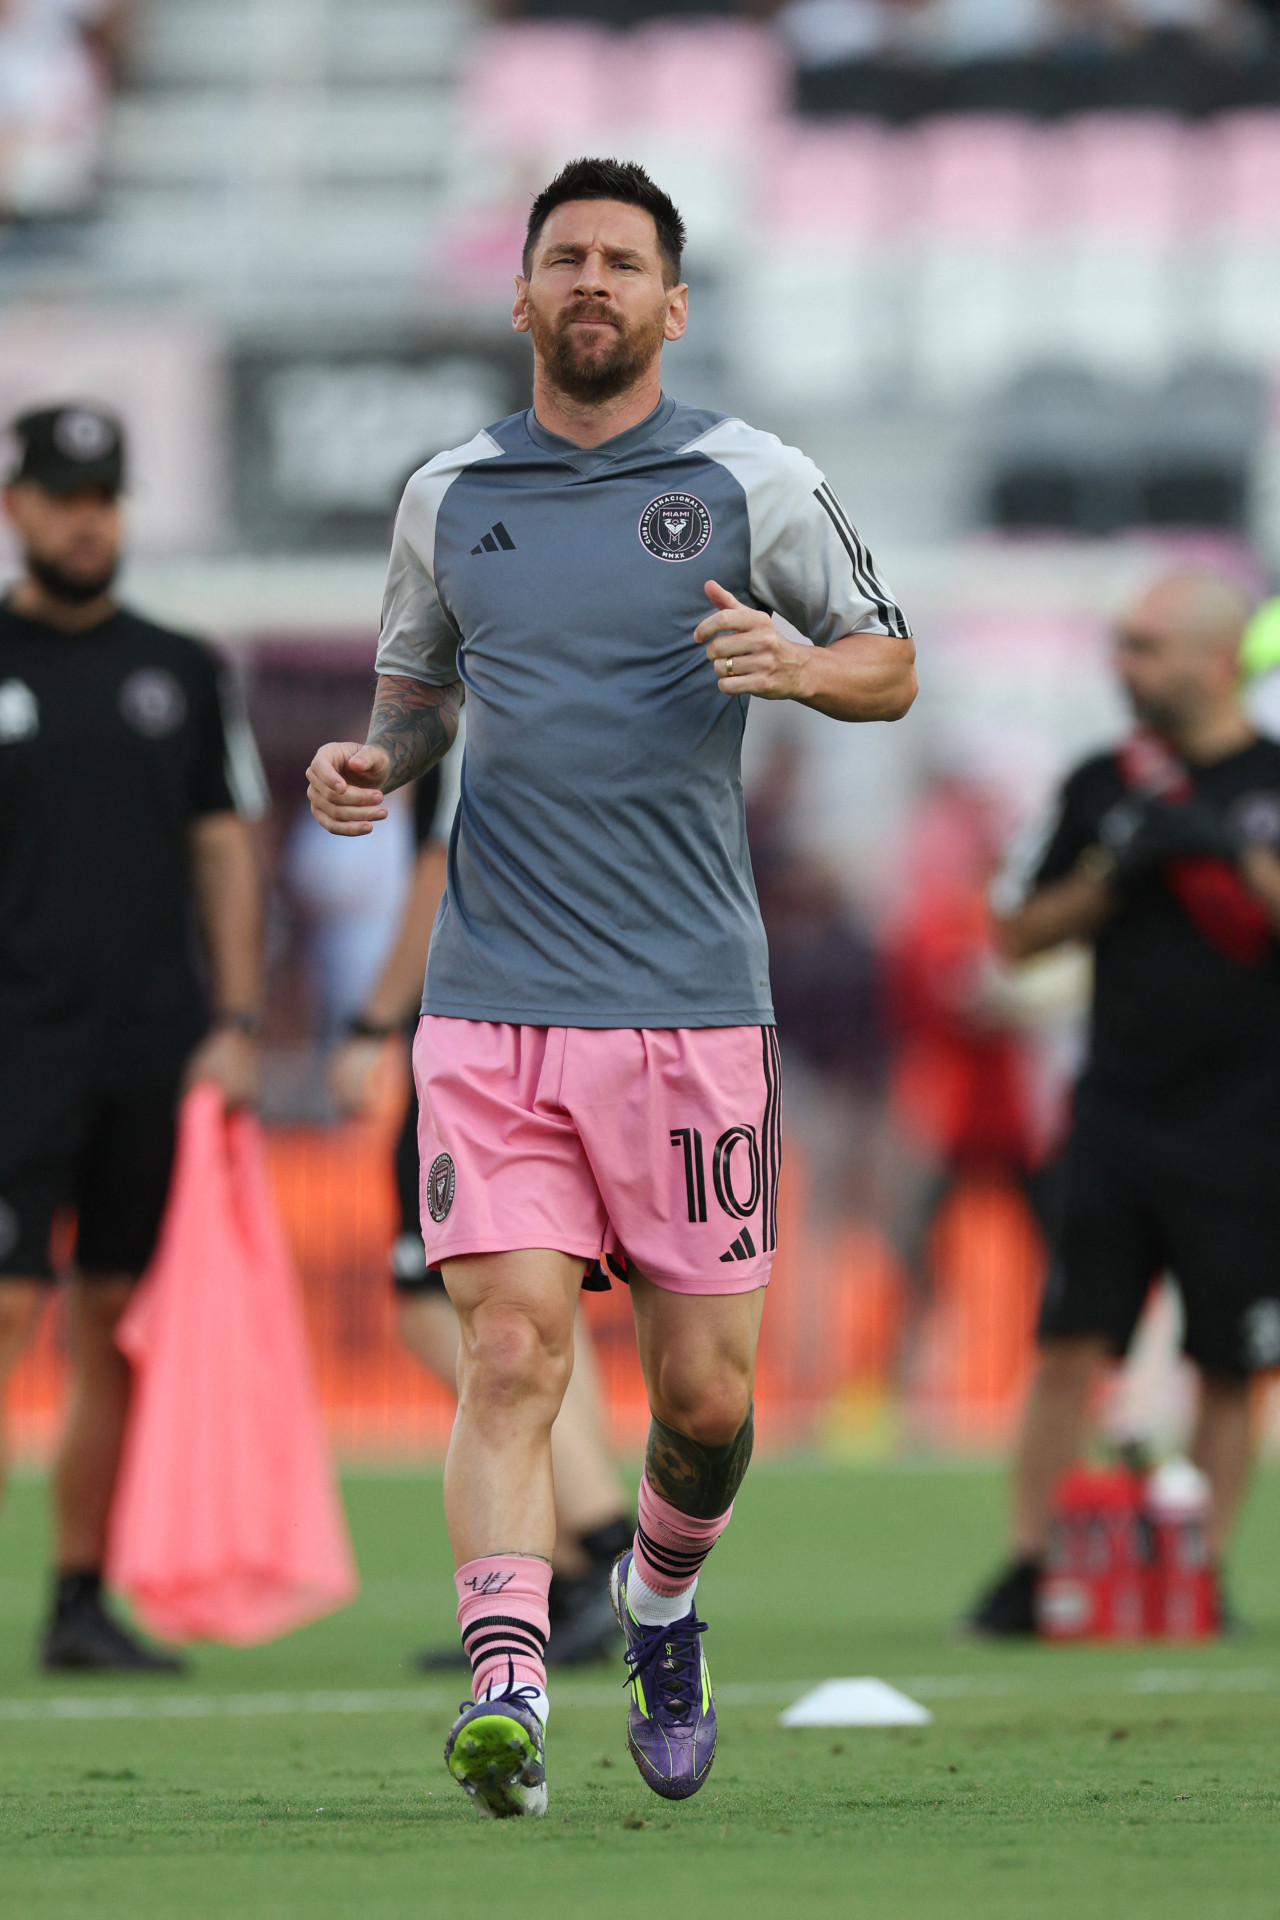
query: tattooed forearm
[
  {"left": 644, "top": 1405, "right": 755, "bottom": 1519},
  {"left": 367, "top": 673, "right": 462, "bottom": 791}
]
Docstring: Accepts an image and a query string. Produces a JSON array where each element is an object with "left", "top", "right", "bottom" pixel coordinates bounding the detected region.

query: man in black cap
[{"left": 0, "top": 403, "right": 265, "bottom": 1671}]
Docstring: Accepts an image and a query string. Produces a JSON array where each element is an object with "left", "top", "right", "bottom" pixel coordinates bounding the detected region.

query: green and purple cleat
[
  {"left": 444, "top": 1684, "right": 547, "bottom": 1818},
  {"left": 610, "top": 1550, "right": 716, "bottom": 1801}
]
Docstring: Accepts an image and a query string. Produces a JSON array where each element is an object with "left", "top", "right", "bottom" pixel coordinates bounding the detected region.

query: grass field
[{"left": 3, "top": 1460, "right": 1280, "bottom": 1919}]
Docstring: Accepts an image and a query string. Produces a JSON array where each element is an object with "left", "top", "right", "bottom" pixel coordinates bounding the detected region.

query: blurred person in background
[
  {"left": 0, "top": 0, "right": 126, "bottom": 220},
  {"left": 0, "top": 403, "right": 264, "bottom": 1671},
  {"left": 1241, "top": 595, "right": 1280, "bottom": 741},
  {"left": 969, "top": 570, "right": 1280, "bottom": 1635},
  {"left": 284, "top": 783, "right": 415, "bottom": 1042},
  {"left": 328, "top": 756, "right": 631, "bottom": 1669},
  {"left": 882, "top": 780, "right": 1045, "bottom": 1292}
]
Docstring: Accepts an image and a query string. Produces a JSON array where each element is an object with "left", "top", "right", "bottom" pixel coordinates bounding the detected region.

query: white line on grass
[
  {"left": 0, "top": 1680, "right": 809, "bottom": 1723},
  {"left": 1, "top": 1670, "right": 1276, "bottom": 1724}
]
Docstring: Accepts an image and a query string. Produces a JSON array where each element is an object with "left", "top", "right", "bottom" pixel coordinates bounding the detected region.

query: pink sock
[
  {"left": 455, "top": 1555, "right": 551, "bottom": 1700},
  {"left": 632, "top": 1475, "right": 733, "bottom": 1598}
]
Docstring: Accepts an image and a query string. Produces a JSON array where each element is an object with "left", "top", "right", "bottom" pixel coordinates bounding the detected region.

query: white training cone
[{"left": 779, "top": 1679, "right": 933, "bottom": 1728}]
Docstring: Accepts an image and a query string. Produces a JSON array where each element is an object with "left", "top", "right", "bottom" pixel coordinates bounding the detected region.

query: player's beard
[
  {"left": 27, "top": 549, "right": 119, "bottom": 606},
  {"left": 1126, "top": 683, "right": 1198, "bottom": 738},
  {"left": 531, "top": 297, "right": 665, "bottom": 405}
]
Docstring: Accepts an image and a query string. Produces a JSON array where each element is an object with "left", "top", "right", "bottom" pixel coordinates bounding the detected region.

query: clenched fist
[{"left": 307, "top": 741, "right": 392, "bottom": 837}]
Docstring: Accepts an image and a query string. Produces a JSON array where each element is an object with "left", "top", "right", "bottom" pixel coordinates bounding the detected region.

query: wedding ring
[{"left": 727, "top": 658, "right": 734, "bottom": 676}]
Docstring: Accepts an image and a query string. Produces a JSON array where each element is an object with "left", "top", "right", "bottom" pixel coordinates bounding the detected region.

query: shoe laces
[
  {"left": 623, "top": 1612, "right": 708, "bottom": 1725},
  {"left": 460, "top": 1657, "right": 543, "bottom": 1720}
]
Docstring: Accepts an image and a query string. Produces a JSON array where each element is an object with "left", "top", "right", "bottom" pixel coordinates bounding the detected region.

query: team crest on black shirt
[
  {"left": 1231, "top": 791, "right": 1280, "bottom": 850},
  {"left": 426, "top": 1151, "right": 456, "bottom": 1223},
  {"left": 639, "top": 492, "right": 712, "bottom": 562},
  {"left": 0, "top": 678, "right": 38, "bottom": 743},
  {"left": 119, "top": 667, "right": 187, "bottom": 739}
]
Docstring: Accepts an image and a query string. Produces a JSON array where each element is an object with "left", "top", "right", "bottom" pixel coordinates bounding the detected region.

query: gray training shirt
[{"left": 376, "top": 395, "right": 910, "bottom": 1030}]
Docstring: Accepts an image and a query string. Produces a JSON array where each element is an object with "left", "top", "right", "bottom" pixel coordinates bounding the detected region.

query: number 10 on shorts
[{"left": 670, "top": 1126, "right": 761, "bottom": 1224}]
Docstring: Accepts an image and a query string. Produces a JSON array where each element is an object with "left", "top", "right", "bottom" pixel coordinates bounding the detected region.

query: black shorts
[
  {"left": 0, "top": 1036, "right": 186, "bottom": 1283},
  {"left": 1038, "top": 1084, "right": 1280, "bottom": 1379},
  {"left": 391, "top": 1079, "right": 446, "bottom": 1295}
]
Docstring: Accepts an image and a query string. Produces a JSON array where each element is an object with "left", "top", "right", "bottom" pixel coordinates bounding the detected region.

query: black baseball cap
[{"left": 7, "top": 404, "right": 126, "bottom": 495}]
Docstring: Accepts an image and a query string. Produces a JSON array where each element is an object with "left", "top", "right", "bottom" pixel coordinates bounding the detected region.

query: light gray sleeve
[
  {"left": 218, "top": 669, "right": 270, "bottom": 820},
  {"left": 374, "top": 429, "right": 501, "bottom": 684},
  {"left": 691, "top": 418, "right": 910, "bottom": 645}
]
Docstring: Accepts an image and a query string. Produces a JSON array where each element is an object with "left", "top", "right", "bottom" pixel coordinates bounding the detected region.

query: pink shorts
[{"left": 413, "top": 1018, "right": 781, "bottom": 1295}]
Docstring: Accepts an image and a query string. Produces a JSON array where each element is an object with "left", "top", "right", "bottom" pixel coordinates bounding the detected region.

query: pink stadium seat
[
  {"left": 628, "top": 21, "right": 785, "bottom": 140},
  {"left": 910, "top": 115, "right": 1041, "bottom": 240},
  {"left": 1056, "top": 114, "right": 1192, "bottom": 238},
  {"left": 1212, "top": 111, "right": 1280, "bottom": 235},
  {"left": 760, "top": 121, "right": 897, "bottom": 241},
  {"left": 463, "top": 24, "right": 616, "bottom": 153}
]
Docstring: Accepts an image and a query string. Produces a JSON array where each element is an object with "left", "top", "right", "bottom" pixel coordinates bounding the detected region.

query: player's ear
[
  {"left": 512, "top": 277, "right": 531, "bottom": 334},
  {"left": 662, "top": 283, "right": 689, "bottom": 344}
]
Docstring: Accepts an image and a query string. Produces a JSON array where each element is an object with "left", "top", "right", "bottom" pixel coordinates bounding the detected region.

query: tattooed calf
[{"left": 644, "top": 1405, "right": 755, "bottom": 1519}]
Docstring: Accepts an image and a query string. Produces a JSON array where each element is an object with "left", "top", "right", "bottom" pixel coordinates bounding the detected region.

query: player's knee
[
  {"left": 461, "top": 1301, "right": 572, "bottom": 1415},
  {"left": 652, "top": 1368, "right": 752, "bottom": 1448}
]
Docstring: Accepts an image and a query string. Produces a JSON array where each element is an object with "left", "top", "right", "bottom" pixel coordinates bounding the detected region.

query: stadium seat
[
  {"left": 1214, "top": 110, "right": 1280, "bottom": 233},
  {"left": 130, "top": 0, "right": 471, "bottom": 88},
  {"left": 1059, "top": 112, "right": 1193, "bottom": 241},
  {"left": 910, "top": 114, "right": 1041, "bottom": 240},
  {"left": 730, "top": 243, "right": 897, "bottom": 405},
  {"left": 106, "top": 91, "right": 456, "bottom": 189},
  {"left": 626, "top": 20, "right": 786, "bottom": 141},
  {"left": 462, "top": 23, "right": 615, "bottom": 154},
  {"left": 904, "top": 117, "right": 1043, "bottom": 399},
  {"left": 1044, "top": 114, "right": 1195, "bottom": 380},
  {"left": 758, "top": 120, "right": 897, "bottom": 242}
]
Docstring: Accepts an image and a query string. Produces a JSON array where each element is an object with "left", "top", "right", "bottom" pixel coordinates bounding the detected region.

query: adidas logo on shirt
[
  {"left": 471, "top": 522, "right": 515, "bottom": 555},
  {"left": 720, "top": 1227, "right": 757, "bottom": 1264}
]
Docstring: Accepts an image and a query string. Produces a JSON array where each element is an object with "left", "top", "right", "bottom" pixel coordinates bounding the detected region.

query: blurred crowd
[
  {"left": 496, "top": 0, "right": 1280, "bottom": 57},
  {"left": 773, "top": 0, "right": 1275, "bottom": 67}
]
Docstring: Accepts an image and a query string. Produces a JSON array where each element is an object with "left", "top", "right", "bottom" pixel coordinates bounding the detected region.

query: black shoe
[
  {"left": 40, "top": 1598, "right": 187, "bottom": 1674},
  {"left": 964, "top": 1557, "right": 1041, "bottom": 1636},
  {"left": 545, "top": 1569, "right": 623, "bottom": 1666}
]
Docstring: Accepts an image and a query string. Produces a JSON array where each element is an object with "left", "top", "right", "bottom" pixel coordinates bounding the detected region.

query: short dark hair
[{"left": 523, "top": 157, "right": 686, "bottom": 286}]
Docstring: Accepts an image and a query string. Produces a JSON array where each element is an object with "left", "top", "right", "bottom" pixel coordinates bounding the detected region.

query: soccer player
[
  {"left": 308, "top": 156, "right": 915, "bottom": 1816},
  {"left": 328, "top": 760, "right": 631, "bottom": 1666},
  {"left": 969, "top": 570, "right": 1280, "bottom": 1635},
  {"left": 0, "top": 405, "right": 264, "bottom": 1670}
]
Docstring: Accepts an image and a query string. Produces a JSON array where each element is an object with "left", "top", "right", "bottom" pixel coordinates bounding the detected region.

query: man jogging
[
  {"left": 0, "top": 404, "right": 264, "bottom": 1671},
  {"left": 969, "top": 570, "right": 1280, "bottom": 1634},
  {"left": 308, "top": 157, "right": 915, "bottom": 1816},
  {"left": 328, "top": 757, "right": 632, "bottom": 1668}
]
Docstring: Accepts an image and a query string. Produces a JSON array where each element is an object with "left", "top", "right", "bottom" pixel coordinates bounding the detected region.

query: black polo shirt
[
  {"left": 1033, "top": 738, "right": 1280, "bottom": 1108},
  {"left": 0, "top": 600, "right": 238, "bottom": 1055}
]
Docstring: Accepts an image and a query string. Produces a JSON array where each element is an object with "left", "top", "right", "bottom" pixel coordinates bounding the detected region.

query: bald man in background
[{"left": 970, "top": 571, "right": 1280, "bottom": 1634}]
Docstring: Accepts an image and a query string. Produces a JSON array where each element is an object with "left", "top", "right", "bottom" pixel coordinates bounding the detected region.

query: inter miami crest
[
  {"left": 638, "top": 491, "right": 712, "bottom": 563},
  {"left": 426, "top": 1151, "right": 456, "bottom": 1223}
]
